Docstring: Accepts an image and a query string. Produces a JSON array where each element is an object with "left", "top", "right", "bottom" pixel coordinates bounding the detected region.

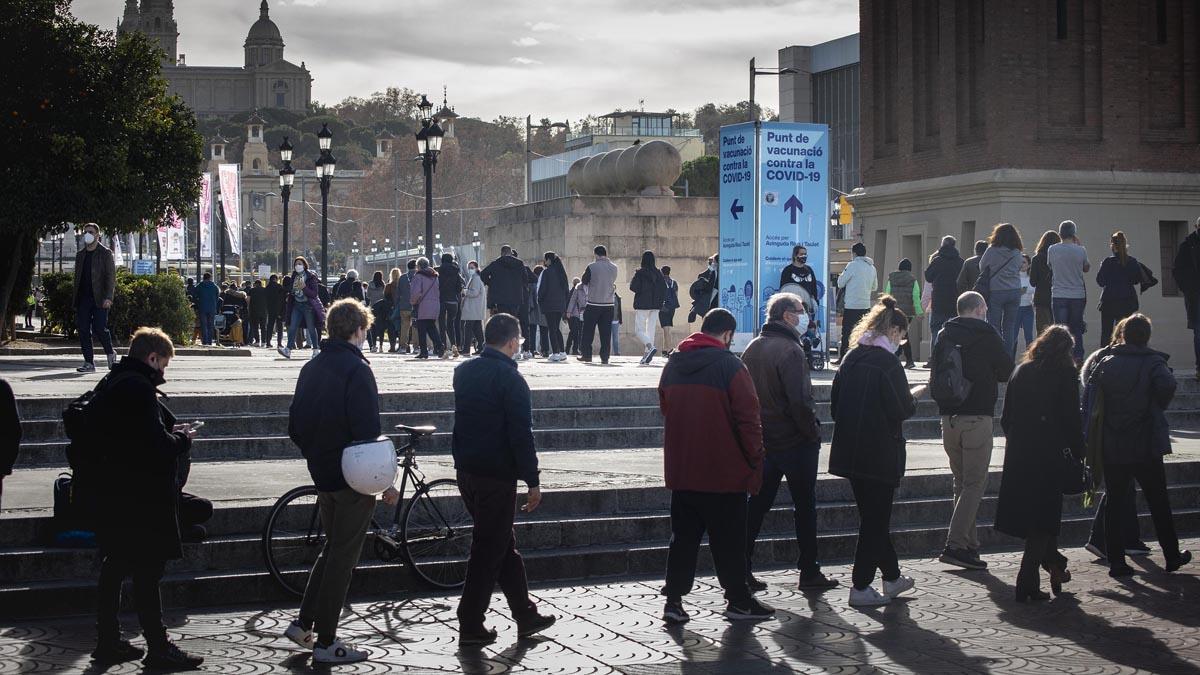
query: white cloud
[
  {"left": 528, "top": 21, "right": 560, "bottom": 31},
  {"left": 512, "top": 36, "right": 540, "bottom": 47},
  {"left": 510, "top": 56, "right": 543, "bottom": 65}
]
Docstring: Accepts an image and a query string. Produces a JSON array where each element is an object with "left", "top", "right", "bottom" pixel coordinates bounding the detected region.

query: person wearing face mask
[
  {"left": 89, "top": 328, "right": 204, "bottom": 670},
  {"left": 829, "top": 295, "right": 923, "bottom": 607},
  {"left": 779, "top": 245, "right": 819, "bottom": 312},
  {"left": 688, "top": 254, "right": 720, "bottom": 322},
  {"left": 460, "top": 260, "right": 487, "bottom": 356},
  {"left": 657, "top": 308, "right": 774, "bottom": 624},
  {"left": 742, "top": 294, "right": 837, "bottom": 592},
  {"left": 280, "top": 258, "right": 325, "bottom": 360},
  {"left": 72, "top": 223, "right": 117, "bottom": 372}
]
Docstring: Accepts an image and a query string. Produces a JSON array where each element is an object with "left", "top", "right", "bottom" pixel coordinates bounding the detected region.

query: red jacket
[{"left": 658, "top": 332, "right": 764, "bottom": 494}]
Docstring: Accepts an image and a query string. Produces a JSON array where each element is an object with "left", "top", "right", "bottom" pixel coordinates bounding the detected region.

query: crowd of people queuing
[{"left": 1, "top": 217, "right": 1197, "bottom": 668}]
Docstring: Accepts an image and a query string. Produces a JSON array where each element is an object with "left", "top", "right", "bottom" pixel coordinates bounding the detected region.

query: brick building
[{"left": 849, "top": 0, "right": 1200, "bottom": 368}]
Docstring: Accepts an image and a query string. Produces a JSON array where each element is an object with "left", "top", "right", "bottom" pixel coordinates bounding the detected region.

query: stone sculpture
[{"left": 567, "top": 140, "right": 683, "bottom": 196}]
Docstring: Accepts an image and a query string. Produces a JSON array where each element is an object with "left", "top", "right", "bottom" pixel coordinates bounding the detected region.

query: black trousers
[
  {"left": 1099, "top": 297, "right": 1139, "bottom": 349},
  {"left": 746, "top": 445, "right": 822, "bottom": 576},
  {"left": 456, "top": 472, "right": 537, "bottom": 630},
  {"left": 849, "top": 478, "right": 900, "bottom": 590},
  {"left": 663, "top": 490, "right": 751, "bottom": 604},
  {"left": 840, "top": 309, "right": 868, "bottom": 359},
  {"left": 1016, "top": 533, "right": 1060, "bottom": 592},
  {"left": 438, "top": 302, "right": 460, "bottom": 349},
  {"left": 461, "top": 320, "right": 484, "bottom": 354},
  {"left": 248, "top": 314, "right": 267, "bottom": 345},
  {"left": 415, "top": 318, "right": 443, "bottom": 356},
  {"left": 896, "top": 340, "right": 913, "bottom": 364},
  {"left": 96, "top": 555, "right": 168, "bottom": 648},
  {"left": 1104, "top": 457, "right": 1180, "bottom": 570},
  {"left": 543, "top": 312, "right": 564, "bottom": 354},
  {"left": 264, "top": 313, "right": 282, "bottom": 346},
  {"left": 1087, "top": 484, "right": 1142, "bottom": 553},
  {"left": 566, "top": 317, "right": 582, "bottom": 354},
  {"left": 581, "top": 305, "right": 614, "bottom": 362}
]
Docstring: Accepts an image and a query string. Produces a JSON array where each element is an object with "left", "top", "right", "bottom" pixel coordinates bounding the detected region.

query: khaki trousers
[{"left": 941, "top": 415, "right": 993, "bottom": 551}]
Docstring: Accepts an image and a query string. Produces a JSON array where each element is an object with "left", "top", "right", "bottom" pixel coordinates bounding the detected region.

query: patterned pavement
[{"left": 1, "top": 540, "right": 1197, "bottom": 674}]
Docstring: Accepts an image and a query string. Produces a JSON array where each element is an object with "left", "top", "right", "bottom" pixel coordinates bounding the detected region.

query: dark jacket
[
  {"left": 247, "top": 284, "right": 268, "bottom": 318},
  {"left": 956, "top": 255, "right": 982, "bottom": 295},
  {"left": 389, "top": 272, "right": 414, "bottom": 312},
  {"left": 73, "top": 243, "right": 116, "bottom": 307},
  {"left": 741, "top": 321, "right": 820, "bottom": 451},
  {"left": 995, "top": 361, "right": 1084, "bottom": 538},
  {"left": 285, "top": 270, "right": 327, "bottom": 327},
  {"left": 689, "top": 268, "right": 719, "bottom": 317},
  {"left": 924, "top": 244, "right": 963, "bottom": 315},
  {"left": 195, "top": 280, "right": 221, "bottom": 314},
  {"left": 480, "top": 255, "right": 529, "bottom": 307},
  {"left": 1083, "top": 344, "right": 1176, "bottom": 464},
  {"left": 265, "top": 279, "right": 287, "bottom": 317},
  {"left": 659, "top": 332, "right": 763, "bottom": 494},
  {"left": 1175, "top": 228, "right": 1200, "bottom": 299},
  {"left": 288, "top": 339, "right": 381, "bottom": 492},
  {"left": 335, "top": 277, "right": 365, "bottom": 303},
  {"left": 930, "top": 316, "right": 1014, "bottom": 416},
  {"left": 630, "top": 266, "right": 668, "bottom": 310},
  {"left": 829, "top": 344, "right": 917, "bottom": 486},
  {"left": 451, "top": 347, "right": 540, "bottom": 487},
  {"left": 1096, "top": 254, "right": 1141, "bottom": 305},
  {"left": 779, "top": 264, "right": 819, "bottom": 308},
  {"left": 1029, "top": 250, "right": 1054, "bottom": 308},
  {"left": 437, "top": 262, "right": 465, "bottom": 304},
  {"left": 537, "top": 258, "right": 570, "bottom": 314},
  {"left": 0, "top": 378, "right": 19, "bottom": 477},
  {"left": 93, "top": 358, "right": 191, "bottom": 559}
]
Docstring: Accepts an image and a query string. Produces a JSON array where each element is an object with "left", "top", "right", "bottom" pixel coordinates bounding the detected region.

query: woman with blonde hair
[{"left": 1095, "top": 231, "right": 1143, "bottom": 348}]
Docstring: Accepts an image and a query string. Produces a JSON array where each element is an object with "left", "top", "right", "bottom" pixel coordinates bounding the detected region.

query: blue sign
[
  {"left": 132, "top": 259, "right": 155, "bottom": 276},
  {"left": 718, "top": 123, "right": 757, "bottom": 349}
]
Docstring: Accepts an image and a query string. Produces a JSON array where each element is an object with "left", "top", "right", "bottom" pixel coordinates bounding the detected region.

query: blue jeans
[
  {"left": 76, "top": 297, "right": 114, "bottom": 364},
  {"left": 610, "top": 323, "right": 620, "bottom": 355},
  {"left": 198, "top": 311, "right": 216, "bottom": 345},
  {"left": 1052, "top": 297, "right": 1087, "bottom": 362},
  {"left": 287, "top": 303, "right": 318, "bottom": 350},
  {"left": 745, "top": 443, "right": 822, "bottom": 576},
  {"left": 987, "top": 288, "right": 1022, "bottom": 358},
  {"left": 1017, "top": 305, "right": 1035, "bottom": 351},
  {"left": 929, "top": 310, "right": 952, "bottom": 354}
]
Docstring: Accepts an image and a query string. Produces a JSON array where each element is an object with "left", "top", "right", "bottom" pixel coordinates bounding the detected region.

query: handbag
[
  {"left": 973, "top": 252, "right": 1016, "bottom": 301},
  {"left": 1060, "top": 448, "right": 1092, "bottom": 496}
]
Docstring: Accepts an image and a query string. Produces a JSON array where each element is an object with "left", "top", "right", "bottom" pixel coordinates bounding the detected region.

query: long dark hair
[
  {"left": 1111, "top": 231, "right": 1129, "bottom": 267},
  {"left": 988, "top": 223, "right": 1023, "bottom": 251},
  {"left": 1035, "top": 230, "right": 1061, "bottom": 256},
  {"left": 1023, "top": 325, "right": 1075, "bottom": 370},
  {"left": 641, "top": 250, "right": 657, "bottom": 270}
]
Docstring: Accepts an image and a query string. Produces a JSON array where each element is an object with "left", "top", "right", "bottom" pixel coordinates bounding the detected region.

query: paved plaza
[{"left": 2, "top": 540, "right": 1198, "bottom": 674}]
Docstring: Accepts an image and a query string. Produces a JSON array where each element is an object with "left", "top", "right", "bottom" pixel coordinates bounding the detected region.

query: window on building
[
  {"left": 276, "top": 93, "right": 285, "bottom": 107},
  {"left": 1056, "top": 0, "right": 1068, "bottom": 39},
  {"left": 1160, "top": 220, "right": 1187, "bottom": 296},
  {"left": 252, "top": 158, "right": 261, "bottom": 171},
  {"left": 252, "top": 126, "right": 260, "bottom": 139}
]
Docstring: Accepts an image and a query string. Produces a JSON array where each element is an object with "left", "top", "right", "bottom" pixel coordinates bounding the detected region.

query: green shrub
[
  {"left": 40, "top": 270, "right": 195, "bottom": 345},
  {"left": 41, "top": 272, "right": 76, "bottom": 337}
]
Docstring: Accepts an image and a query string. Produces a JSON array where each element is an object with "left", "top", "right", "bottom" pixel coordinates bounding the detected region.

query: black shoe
[
  {"left": 516, "top": 613, "right": 556, "bottom": 639},
  {"left": 459, "top": 627, "right": 497, "bottom": 646},
  {"left": 180, "top": 524, "right": 207, "bottom": 543},
  {"left": 904, "top": 361, "right": 916, "bottom": 369},
  {"left": 143, "top": 642, "right": 203, "bottom": 671},
  {"left": 92, "top": 640, "right": 144, "bottom": 664},
  {"left": 1125, "top": 541, "right": 1152, "bottom": 557},
  {"left": 1109, "top": 565, "right": 1136, "bottom": 578},
  {"left": 723, "top": 598, "right": 775, "bottom": 621},
  {"left": 1015, "top": 587, "right": 1051, "bottom": 603},
  {"left": 662, "top": 599, "right": 690, "bottom": 624},
  {"left": 1167, "top": 550, "right": 1192, "bottom": 573},
  {"left": 939, "top": 547, "right": 986, "bottom": 570},
  {"left": 577, "top": 356, "right": 592, "bottom": 363},
  {"left": 746, "top": 575, "right": 768, "bottom": 592},
  {"left": 798, "top": 571, "right": 840, "bottom": 590}
]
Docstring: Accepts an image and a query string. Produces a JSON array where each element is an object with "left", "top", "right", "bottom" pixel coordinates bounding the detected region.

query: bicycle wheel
[
  {"left": 262, "top": 485, "right": 323, "bottom": 597},
  {"left": 401, "top": 478, "right": 473, "bottom": 589}
]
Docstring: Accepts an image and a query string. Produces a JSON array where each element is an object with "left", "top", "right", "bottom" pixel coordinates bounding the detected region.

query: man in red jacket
[{"left": 657, "top": 308, "right": 773, "bottom": 624}]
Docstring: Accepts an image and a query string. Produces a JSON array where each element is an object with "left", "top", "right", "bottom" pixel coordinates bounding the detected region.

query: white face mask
[
  {"left": 707, "top": 264, "right": 716, "bottom": 272},
  {"left": 468, "top": 267, "right": 477, "bottom": 275},
  {"left": 295, "top": 264, "right": 305, "bottom": 274},
  {"left": 82, "top": 233, "right": 96, "bottom": 245},
  {"left": 794, "top": 312, "right": 809, "bottom": 332}
]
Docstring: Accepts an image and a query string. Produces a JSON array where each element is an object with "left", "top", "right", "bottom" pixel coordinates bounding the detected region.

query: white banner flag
[
  {"left": 167, "top": 210, "right": 185, "bottom": 260},
  {"left": 199, "top": 173, "right": 212, "bottom": 258},
  {"left": 218, "top": 164, "right": 242, "bottom": 256},
  {"left": 113, "top": 234, "right": 124, "bottom": 266},
  {"left": 157, "top": 220, "right": 168, "bottom": 256}
]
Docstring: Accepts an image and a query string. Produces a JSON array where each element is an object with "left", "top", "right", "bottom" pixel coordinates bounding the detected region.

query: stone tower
[
  {"left": 244, "top": 0, "right": 285, "bottom": 68},
  {"left": 242, "top": 111, "right": 270, "bottom": 175},
  {"left": 138, "top": 0, "right": 178, "bottom": 65}
]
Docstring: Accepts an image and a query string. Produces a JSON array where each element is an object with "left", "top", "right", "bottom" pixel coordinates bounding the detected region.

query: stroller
[
  {"left": 216, "top": 304, "right": 244, "bottom": 346},
  {"left": 801, "top": 326, "right": 825, "bottom": 371}
]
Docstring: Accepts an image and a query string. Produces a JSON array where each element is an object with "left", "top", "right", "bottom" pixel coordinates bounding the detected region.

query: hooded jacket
[
  {"left": 1029, "top": 249, "right": 1054, "bottom": 308},
  {"left": 537, "top": 257, "right": 570, "bottom": 314},
  {"left": 480, "top": 254, "right": 529, "bottom": 307},
  {"left": 1082, "top": 344, "right": 1176, "bottom": 464},
  {"left": 828, "top": 343, "right": 916, "bottom": 486},
  {"left": 741, "top": 321, "right": 820, "bottom": 451},
  {"left": 460, "top": 269, "right": 487, "bottom": 321},
  {"left": 410, "top": 268, "right": 441, "bottom": 320},
  {"left": 658, "top": 332, "right": 764, "bottom": 494},
  {"left": 437, "top": 261, "right": 465, "bottom": 304},
  {"left": 924, "top": 245, "right": 964, "bottom": 315},
  {"left": 567, "top": 284, "right": 588, "bottom": 319},
  {"left": 836, "top": 256, "right": 877, "bottom": 310},
  {"left": 930, "top": 316, "right": 1014, "bottom": 416}
]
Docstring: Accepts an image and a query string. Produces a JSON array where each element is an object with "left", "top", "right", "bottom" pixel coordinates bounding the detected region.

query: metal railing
[{"left": 565, "top": 127, "right": 702, "bottom": 143}]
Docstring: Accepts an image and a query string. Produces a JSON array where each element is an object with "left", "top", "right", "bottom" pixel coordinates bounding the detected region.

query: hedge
[{"left": 42, "top": 270, "right": 195, "bottom": 345}]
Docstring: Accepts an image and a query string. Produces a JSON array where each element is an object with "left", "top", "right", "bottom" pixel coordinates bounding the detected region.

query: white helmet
[{"left": 341, "top": 437, "right": 397, "bottom": 495}]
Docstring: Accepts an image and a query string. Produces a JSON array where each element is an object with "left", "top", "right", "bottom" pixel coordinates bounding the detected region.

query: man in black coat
[
  {"left": 91, "top": 328, "right": 203, "bottom": 670},
  {"left": 436, "top": 254, "right": 465, "bottom": 355},
  {"left": 924, "top": 236, "right": 963, "bottom": 356},
  {"left": 0, "top": 378, "right": 19, "bottom": 510},
  {"left": 451, "top": 313, "right": 555, "bottom": 645},
  {"left": 480, "top": 245, "right": 528, "bottom": 316},
  {"left": 1174, "top": 217, "right": 1200, "bottom": 380},
  {"left": 264, "top": 274, "right": 287, "bottom": 348}
]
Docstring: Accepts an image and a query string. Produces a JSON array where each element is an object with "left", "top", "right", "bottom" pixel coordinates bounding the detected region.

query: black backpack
[
  {"left": 62, "top": 370, "right": 136, "bottom": 471},
  {"left": 930, "top": 341, "right": 973, "bottom": 408}
]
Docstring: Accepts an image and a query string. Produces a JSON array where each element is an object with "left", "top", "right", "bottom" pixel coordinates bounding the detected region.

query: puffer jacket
[
  {"left": 410, "top": 268, "right": 441, "bottom": 320},
  {"left": 884, "top": 270, "right": 920, "bottom": 317},
  {"left": 1082, "top": 344, "right": 1176, "bottom": 464},
  {"left": 828, "top": 343, "right": 917, "bottom": 486}
]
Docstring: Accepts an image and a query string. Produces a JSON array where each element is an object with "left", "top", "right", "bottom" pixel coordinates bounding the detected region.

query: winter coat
[
  {"left": 659, "top": 332, "right": 764, "bottom": 494},
  {"left": 451, "top": 347, "right": 540, "bottom": 487},
  {"left": 247, "top": 284, "right": 268, "bottom": 319},
  {"left": 978, "top": 246, "right": 1024, "bottom": 292},
  {"left": 265, "top": 279, "right": 288, "bottom": 318},
  {"left": 335, "top": 278, "right": 365, "bottom": 303},
  {"left": 836, "top": 256, "right": 877, "bottom": 310},
  {"left": 741, "top": 321, "right": 820, "bottom": 452},
  {"left": 93, "top": 358, "right": 191, "bottom": 559},
  {"left": 957, "top": 255, "right": 982, "bottom": 295},
  {"left": 285, "top": 270, "right": 326, "bottom": 328},
  {"left": 924, "top": 245, "right": 964, "bottom": 316},
  {"left": 73, "top": 243, "right": 116, "bottom": 307},
  {"left": 537, "top": 259, "right": 570, "bottom": 314},
  {"left": 1096, "top": 254, "right": 1142, "bottom": 305},
  {"left": 1029, "top": 250, "right": 1054, "bottom": 308},
  {"left": 884, "top": 270, "right": 921, "bottom": 317},
  {"left": 1175, "top": 229, "right": 1200, "bottom": 328},
  {"left": 461, "top": 271, "right": 487, "bottom": 321},
  {"left": 930, "top": 317, "right": 1014, "bottom": 417},
  {"left": 194, "top": 280, "right": 221, "bottom": 315},
  {"left": 410, "top": 268, "right": 441, "bottom": 320},
  {"left": 480, "top": 255, "right": 529, "bottom": 307},
  {"left": 828, "top": 344, "right": 916, "bottom": 486},
  {"left": 630, "top": 266, "right": 668, "bottom": 310},
  {"left": 567, "top": 285, "right": 588, "bottom": 319},
  {"left": 582, "top": 257, "right": 620, "bottom": 306},
  {"left": 366, "top": 280, "right": 387, "bottom": 306},
  {"left": 690, "top": 268, "right": 719, "bottom": 317},
  {"left": 0, "top": 379, "right": 20, "bottom": 478},
  {"left": 437, "top": 262, "right": 465, "bottom": 304},
  {"left": 1082, "top": 344, "right": 1176, "bottom": 465},
  {"left": 994, "top": 361, "right": 1084, "bottom": 538}
]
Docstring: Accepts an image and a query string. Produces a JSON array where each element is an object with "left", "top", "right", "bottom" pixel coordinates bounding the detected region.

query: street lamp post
[
  {"left": 472, "top": 231, "right": 481, "bottom": 263},
  {"left": 748, "top": 57, "right": 801, "bottom": 122},
  {"left": 415, "top": 94, "right": 444, "bottom": 261},
  {"left": 525, "top": 116, "right": 570, "bottom": 203},
  {"left": 279, "top": 137, "right": 295, "bottom": 273},
  {"left": 316, "top": 123, "right": 336, "bottom": 280}
]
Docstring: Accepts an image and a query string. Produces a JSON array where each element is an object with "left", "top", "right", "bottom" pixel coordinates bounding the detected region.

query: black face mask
[{"left": 795, "top": 256, "right": 807, "bottom": 265}]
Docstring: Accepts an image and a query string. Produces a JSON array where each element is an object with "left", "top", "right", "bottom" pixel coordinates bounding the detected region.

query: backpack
[
  {"left": 688, "top": 276, "right": 711, "bottom": 303},
  {"left": 930, "top": 341, "right": 973, "bottom": 408},
  {"left": 62, "top": 370, "right": 136, "bottom": 472}
]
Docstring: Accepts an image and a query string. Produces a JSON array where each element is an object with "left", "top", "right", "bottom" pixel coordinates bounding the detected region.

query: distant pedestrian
[
  {"left": 924, "top": 235, "right": 964, "bottom": 359},
  {"left": 978, "top": 223, "right": 1025, "bottom": 357},
  {"left": 835, "top": 242, "right": 877, "bottom": 365},
  {"left": 279, "top": 257, "right": 325, "bottom": 360},
  {"left": 611, "top": 291, "right": 623, "bottom": 356},
  {"left": 883, "top": 258, "right": 922, "bottom": 368},
  {"left": 1096, "top": 231, "right": 1143, "bottom": 348},
  {"left": 779, "top": 245, "right": 820, "bottom": 312},
  {"left": 660, "top": 266, "right": 680, "bottom": 354},
  {"left": 658, "top": 308, "right": 774, "bottom": 623},
  {"left": 480, "top": 245, "right": 526, "bottom": 317},
  {"left": 565, "top": 278, "right": 586, "bottom": 356},
  {"left": 334, "top": 269, "right": 365, "bottom": 303},
  {"left": 366, "top": 271, "right": 387, "bottom": 306},
  {"left": 630, "top": 250, "right": 668, "bottom": 364},
  {"left": 994, "top": 326, "right": 1081, "bottom": 601},
  {"left": 524, "top": 265, "right": 543, "bottom": 358},
  {"left": 579, "top": 245, "right": 619, "bottom": 364},
  {"left": 1173, "top": 217, "right": 1200, "bottom": 380},
  {"left": 0, "top": 378, "right": 19, "bottom": 511},
  {"left": 246, "top": 278, "right": 268, "bottom": 346},
  {"left": 1028, "top": 230, "right": 1060, "bottom": 336},
  {"left": 451, "top": 313, "right": 556, "bottom": 645},
  {"left": 387, "top": 262, "right": 415, "bottom": 353},
  {"left": 829, "top": 296, "right": 920, "bottom": 606},
  {"left": 195, "top": 272, "right": 221, "bottom": 346},
  {"left": 537, "top": 251, "right": 570, "bottom": 362},
  {"left": 956, "top": 240, "right": 988, "bottom": 295},
  {"left": 460, "top": 260, "right": 487, "bottom": 355},
  {"left": 436, "top": 253, "right": 464, "bottom": 357},
  {"left": 743, "top": 293, "right": 837, "bottom": 592},
  {"left": 1048, "top": 220, "right": 1090, "bottom": 364},
  {"left": 1017, "top": 256, "right": 1035, "bottom": 349},
  {"left": 410, "top": 257, "right": 444, "bottom": 359},
  {"left": 688, "top": 254, "right": 719, "bottom": 321},
  {"left": 73, "top": 223, "right": 117, "bottom": 372}
]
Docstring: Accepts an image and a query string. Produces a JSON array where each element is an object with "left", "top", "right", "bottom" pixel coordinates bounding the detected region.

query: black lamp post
[
  {"left": 415, "top": 94, "right": 444, "bottom": 261},
  {"left": 748, "top": 57, "right": 800, "bottom": 122},
  {"left": 316, "top": 123, "right": 336, "bottom": 280},
  {"left": 279, "top": 136, "right": 295, "bottom": 273}
]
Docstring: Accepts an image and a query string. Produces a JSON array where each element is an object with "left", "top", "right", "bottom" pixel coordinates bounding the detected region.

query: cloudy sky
[{"left": 71, "top": 0, "right": 857, "bottom": 123}]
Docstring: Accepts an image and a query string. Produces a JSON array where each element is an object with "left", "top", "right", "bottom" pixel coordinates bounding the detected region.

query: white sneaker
[
  {"left": 310, "top": 348, "right": 320, "bottom": 360},
  {"left": 882, "top": 575, "right": 915, "bottom": 599},
  {"left": 277, "top": 346, "right": 291, "bottom": 359},
  {"left": 522, "top": 351, "right": 533, "bottom": 360},
  {"left": 283, "top": 621, "right": 314, "bottom": 650},
  {"left": 312, "top": 639, "right": 368, "bottom": 664},
  {"left": 848, "top": 586, "right": 890, "bottom": 607}
]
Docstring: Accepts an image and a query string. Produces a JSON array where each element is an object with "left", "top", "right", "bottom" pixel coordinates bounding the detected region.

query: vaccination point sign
[{"left": 719, "top": 121, "right": 830, "bottom": 352}]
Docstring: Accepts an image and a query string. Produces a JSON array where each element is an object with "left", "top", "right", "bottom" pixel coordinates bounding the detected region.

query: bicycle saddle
[{"left": 395, "top": 424, "right": 436, "bottom": 436}]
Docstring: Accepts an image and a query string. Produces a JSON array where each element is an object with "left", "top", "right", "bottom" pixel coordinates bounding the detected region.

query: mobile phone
[{"left": 190, "top": 420, "right": 205, "bottom": 431}]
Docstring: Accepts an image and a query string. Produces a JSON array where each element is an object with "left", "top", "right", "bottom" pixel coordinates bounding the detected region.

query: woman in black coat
[
  {"left": 995, "top": 326, "right": 1082, "bottom": 601},
  {"left": 537, "top": 251, "right": 570, "bottom": 359}
]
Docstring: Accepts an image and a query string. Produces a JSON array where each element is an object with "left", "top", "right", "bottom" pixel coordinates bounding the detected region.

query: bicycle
[{"left": 262, "top": 424, "right": 473, "bottom": 596}]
